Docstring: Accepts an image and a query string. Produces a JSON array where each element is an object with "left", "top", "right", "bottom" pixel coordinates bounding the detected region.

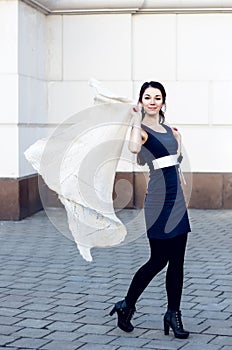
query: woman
[{"left": 110, "top": 81, "right": 191, "bottom": 339}]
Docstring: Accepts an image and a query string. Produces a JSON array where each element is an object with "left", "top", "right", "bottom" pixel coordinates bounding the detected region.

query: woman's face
[{"left": 141, "top": 87, "right": 163, "bottom": 117}]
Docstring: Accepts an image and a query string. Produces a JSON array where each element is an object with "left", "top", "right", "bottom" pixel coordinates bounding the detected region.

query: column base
[{"left": 0, "top": 174, "right": 42, "bottom": 220}]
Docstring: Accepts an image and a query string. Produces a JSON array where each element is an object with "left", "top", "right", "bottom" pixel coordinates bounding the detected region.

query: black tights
[{"left": 125, "top": 233, "right": 188, "bottom": 310}]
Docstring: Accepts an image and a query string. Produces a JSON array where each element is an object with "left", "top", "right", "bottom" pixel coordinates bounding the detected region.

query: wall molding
[{"left": 21, "top": 0, "right": 232, "bottom": 15}]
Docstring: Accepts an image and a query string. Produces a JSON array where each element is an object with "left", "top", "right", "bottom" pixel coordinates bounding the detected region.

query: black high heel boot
[
  {"left": 109, "top": 299, "right": 136, "bottom": 332},
  {"left": 163, "top": 310, "right": 189, "bottom": 339}
]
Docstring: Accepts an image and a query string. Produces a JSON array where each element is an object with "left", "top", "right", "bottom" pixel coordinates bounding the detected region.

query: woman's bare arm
[{"left": 128, "top": 106, "right": 143, "bottom": 154}]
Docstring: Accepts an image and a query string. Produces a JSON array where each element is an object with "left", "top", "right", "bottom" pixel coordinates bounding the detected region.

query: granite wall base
[{"left": 0, "top": 172, "right": 231, "bottom": 220}]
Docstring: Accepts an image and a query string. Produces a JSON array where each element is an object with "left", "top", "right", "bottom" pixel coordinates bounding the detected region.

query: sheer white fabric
[{"left": 25, "top": 79, "right": 137, "bottom": 262}]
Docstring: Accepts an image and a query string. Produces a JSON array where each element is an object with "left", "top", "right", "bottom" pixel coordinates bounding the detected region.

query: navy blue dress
[{"left": 140, "top": 123, "right": 191, "bottom": 239}]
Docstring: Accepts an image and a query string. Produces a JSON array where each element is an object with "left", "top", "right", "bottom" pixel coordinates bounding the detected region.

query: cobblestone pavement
[{"left": 0, "top": 209, "right": 231, "bottom": 350}]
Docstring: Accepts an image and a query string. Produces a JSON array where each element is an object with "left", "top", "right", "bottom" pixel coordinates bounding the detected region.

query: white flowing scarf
[{"left": 25, "top": 79, "right": 138, "bottom": 262}]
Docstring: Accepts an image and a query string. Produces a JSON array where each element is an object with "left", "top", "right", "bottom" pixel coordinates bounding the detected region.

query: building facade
[{"left": 0, "top": 0, "right": 232, "bottom": 219}]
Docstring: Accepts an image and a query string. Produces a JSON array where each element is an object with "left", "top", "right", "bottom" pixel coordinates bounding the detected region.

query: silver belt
[
  {"left": 151, "top": 154, "right": 186, "bottom": 185},
  {"left": 152, "top": 154, "right": 179, "bottom": 170}
]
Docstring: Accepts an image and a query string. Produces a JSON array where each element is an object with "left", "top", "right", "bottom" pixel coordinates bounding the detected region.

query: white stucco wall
[
  {"left": 46, "top": 12, "right": 232, "bottom": 174},
  {"left": 0, "top": 1, "right": 19, "bottom": 177},
  {"left": 0, "top": 0, "right": 232, "bottom": 177},
  {"left": 0, "top": 0, "right": 47, "bottom": 177},
  {"left": 18, "top": 1, "right": 48, "bottom": 177}
]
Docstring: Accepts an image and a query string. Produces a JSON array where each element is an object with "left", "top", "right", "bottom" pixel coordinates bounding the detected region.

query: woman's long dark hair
[
  {"left": 137, "top": 81, "right": 167, "bottom": 165},
  {"left": 138, "top": 81, "right": 166, "bottom": 124}
]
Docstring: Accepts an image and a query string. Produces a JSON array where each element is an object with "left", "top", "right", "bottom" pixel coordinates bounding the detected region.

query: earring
[{"left": 161, "top": 104, "right": 166, "bottom": 114}]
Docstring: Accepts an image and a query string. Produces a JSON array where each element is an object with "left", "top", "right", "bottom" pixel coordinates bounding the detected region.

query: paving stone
[
  {"left": 46, "top": 312, "right": 82, "bottom": 322},
  {"left": 0, "top": 335, "right": 20, "bottom": 347},
  {"left": 7, "top": 337, "right": 50, "bottom": 349},
  {"left": 77, "top": 324, "right": 114, "bottom": 335},
  {"left": 178, "top": 309, "right": 201, "bottom": 318},
  {"left": 18, "top": 310, "right": 54, "bottom": 319},
  {"left": 32, "top": 284, "right": 62, "bottom": 292},
  {"left": 196, "top": 310, "right": 231, "bottom": 320},
  {"left": 3, "top": 289, "right": 31, "bottom": 296},
  {"left": 14, "top": 318, "right": 53, "bottom": 329},
  {"left": 77, "top": 333, "right": 117, "bottom": 344},
  {"left": 47, "top": 321, "right": 81, "bottom": 332},
  {"left": 44, "top": 330, "right": 80, "bottom": 341},
  {"left": 76, "top": 315, "right": 110, "bottom": 325},
  {"left": 224, "top": 304, "right": 232, "bottom": 312},
  {"left": 193, "top": 302, "right": 230, "bottom": 312},
  {"left": 0, "top": 209, "right": 232, "bottom": 350},
  {"left": 0, "top": 316, "right": 23, "bottom": 326},
  {"left": 118, "top": 348, "right": 157, "bottom": 350},
  {"left": 181, "top": 344, "right": 222, "bottom": 350},
  {"left": 40, "top": 273, "right": 66, "bottom": 280},
  {"left": 78, "top": 301, "right": 110, "bottom": 310},
  {"left": 0, "top": 325, "right": 23, "bottom": 335},
  {"left": 53, "top": 298, "right": 83, "bottom": 307},
  {"left": 178, "top": 333, "right": 215, "bottom": 344},
  {"left": 20, "top": 302, "right": 56, "bottom": 312},
  {"left": 109, "top": 335, "right": 149, "bottom": 347},
  {"left": 209, "top": 335, "right": 232, "bottom": 346},
  {"left": 187, "top": 289, "right": 221, "bottom": 298},
  {"left": 40, "top": 340, "right": 84, "bottom": 350},
  {"left": 204, "top": 326, "right": 232, "bottom": 336},
  {"left": 0, "top": 301, "right": 28, "bottom": 309},
  {"left": 25, "top": 297, "right": 56, "bottom": 305},
  {"left": 76, "top": 344, "right": 118, "bottom": 350},
  {"left": 48, "top": 305, "right": 82, "bottom": 314},
  {"left": 30, "top": 291, "right": 58, "bottom": 298},
  {"left": 0, "top": 294, "right": 29, "bottom": 302},
  {"left": 7, "top": 283, "right": 38, "bottom": 290},
  {"left": 15, "top": 327, "right": 52, "bottom": 338},
  {"left": 0, "top": 307, "right": 25, "bottom": 317},
  {"left": 54, "top": 292, "right": 87, "bottom": 300},
  {"left": 144, "top": 338, "right": 188, "bottom": 349}
]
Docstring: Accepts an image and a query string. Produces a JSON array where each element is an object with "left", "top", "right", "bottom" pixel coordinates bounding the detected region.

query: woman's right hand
[
  {"left": 132, "top": 105, "right": 139, "bottom": 113},
  {"left": 131, "top": 105, "right": 142, "bottom": 126},
  {"left": 128, "top": 106, "right": 142, "bottom": 153}
]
